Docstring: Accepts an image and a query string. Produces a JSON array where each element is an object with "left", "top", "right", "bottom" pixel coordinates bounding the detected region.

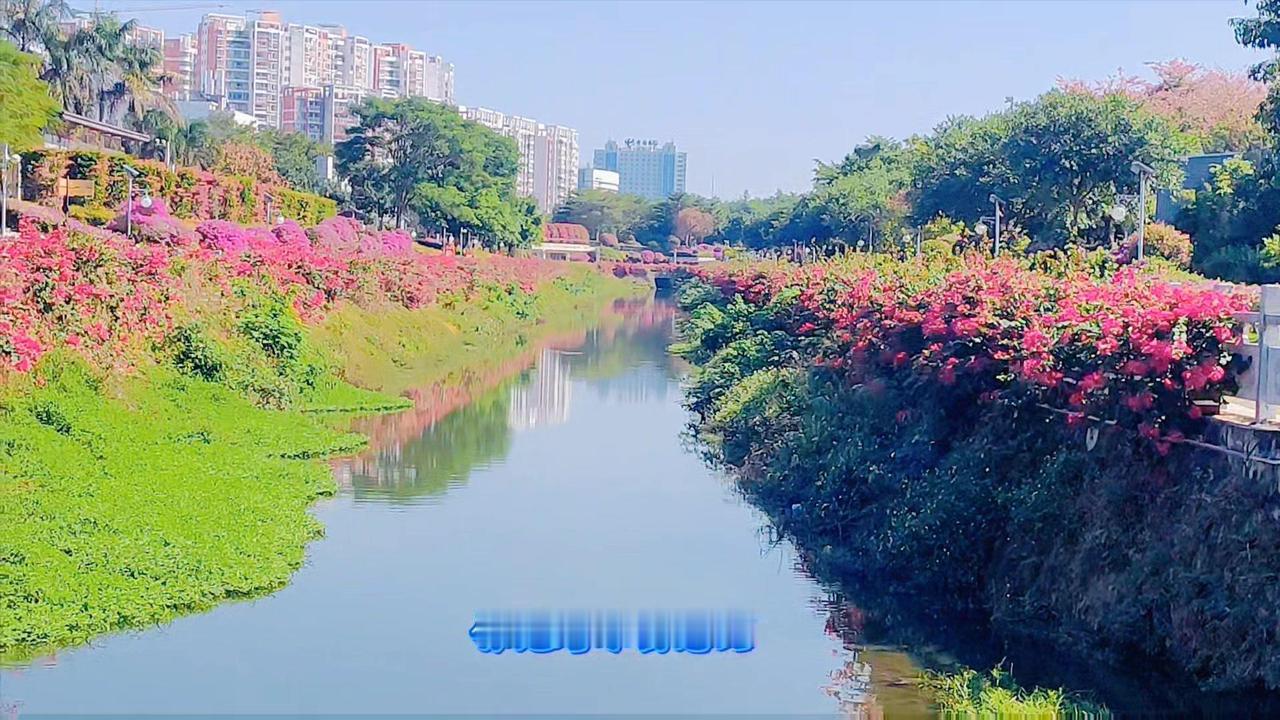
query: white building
[
  {"left": 193, "top": 11, "right": 452, "bottom": 129},
  {"left": 577, "top": 168, "right": 620, "bottom": 193},
  {"left": 460, "top": 106, "right": 578, "bottom": 213},
  {"left": 460, "top": 106, "right": 540, "bottom": 198},
  {"left": 533, "top": 125, "right": 579, "bottom": 213},
  {"left": 424, "top": 55, "right": 455, "bottom": 105}
]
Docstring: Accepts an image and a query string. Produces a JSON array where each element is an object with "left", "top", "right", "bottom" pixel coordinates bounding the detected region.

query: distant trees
[
  {"left": 675, "top": 207, "right": 715, "bottom": 245},
  {"left": 0, "top": 38, "right": 58, "bottom": 150},
  {"left": 337, "top": 97, "right": 540, "bottom": 248},
  {"left": 913, "top": 91, "right": 1183, "bottom": 246},
  {"left": 552, "top": 189, "right": 650, "bottom": 239},
  {"left": 1059, "top": 60, "right": 1268, "bottom": 152}
]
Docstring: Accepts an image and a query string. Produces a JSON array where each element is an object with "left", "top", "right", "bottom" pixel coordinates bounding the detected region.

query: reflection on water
[
  {"left": 508, "top": 347, "right": 572, "bottom": 430},
  {"left": 0, "top": 297, "right": 917, "bottom": 717}
]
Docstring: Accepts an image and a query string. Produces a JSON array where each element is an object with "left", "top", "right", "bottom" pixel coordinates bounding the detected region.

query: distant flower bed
[
  {"left": 0, "top": 207, "right": 571, "bottom": 375},
  {"left": 22, "top": 149, "right": 337, "bottom": 226},
  {"left": 695, "top": 255, "right": 1254, "bottom": 448}
]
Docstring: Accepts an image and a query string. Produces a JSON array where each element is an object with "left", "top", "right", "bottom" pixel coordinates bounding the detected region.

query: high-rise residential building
[
  {"left": 281, "top": 86, "right": 327, "bottom": 141},
  {"left": 460, "top": 107, "right": 539, "bottom": 197},
  {"left": 162, "top": 34, "right": 197, "bottom": 100},
  {"left": 373, "top": 43, "right": 429, "bottom": 99},
  {"left": 424, "top": 55, "right": 455, "bottom": 105},
  {"left": 533, "top": 125, "right": 579, "bottom": 212},
  {"left": 334, "top": 34, "right": 375, "bottom": 92},
  {"left": 592, "top": 139, "right": 687, "bottom": 200},
  {"left": 460, "top": 106, "right": 578, "bottom": 212},
  {"left": 322, "top": 84, "right": 368, "bottom": 144},
  {"left": 192, "top": 11, "right": 454, "bottom": 129},
  {"left": 247, "top": 12, "right": 286, "bottom": 128},
  {"left": 61, "top": 17, "right": 163, "bottom": 48},
  {"left": 578, "top": 168, "right": 620, "bottom": 193},
  {"left": 195, "top": 13, "right": 249, "bottom": 109},
  {"left": 283, "top": 23, "right": 338, "bottom": 89}
]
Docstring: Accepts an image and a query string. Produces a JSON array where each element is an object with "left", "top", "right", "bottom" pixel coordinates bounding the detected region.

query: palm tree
[
  {"left": 102, "top": 40, "right": 173, "bottom": 127},
  {"left": 0, "top": 0, "right": 70, "bottom": 53}
]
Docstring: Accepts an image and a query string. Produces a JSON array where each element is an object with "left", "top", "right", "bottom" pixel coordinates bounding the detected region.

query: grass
[
  {"left": 0, "top": 269, "right": 645, "bottom": 662},
  {"left": 919, "top": 666, "right": 1112, "bottom": 719}
]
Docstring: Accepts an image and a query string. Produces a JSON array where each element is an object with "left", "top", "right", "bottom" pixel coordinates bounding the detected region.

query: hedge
[{"left": 21, "top": 149, "right": 337, "bottom": 226}]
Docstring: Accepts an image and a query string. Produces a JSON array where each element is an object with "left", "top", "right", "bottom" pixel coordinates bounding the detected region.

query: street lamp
[
  {"left": 1131, "top": 160, "right": 1156, "bottom": 261},
  {"left": 0, "top": 144, "right": 19, "bottom": 238},
  {"left": 121, "top": 165, "right": 141, "bottom": 236},
  {"left": 974, "top": 221, "right": 989, "bottom": 239},
  {"left": 989, "top": 193, "right": 1005, "bottom": 256}
]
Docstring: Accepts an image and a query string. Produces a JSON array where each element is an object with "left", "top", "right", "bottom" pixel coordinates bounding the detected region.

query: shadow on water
[{"left": 725, "top": 465, "right": 1280, "bottom": 718}]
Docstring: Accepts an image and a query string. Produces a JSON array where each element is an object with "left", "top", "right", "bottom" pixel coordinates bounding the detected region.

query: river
[{"left": 0, "top": 299, "right": 932, "bottom": 718}]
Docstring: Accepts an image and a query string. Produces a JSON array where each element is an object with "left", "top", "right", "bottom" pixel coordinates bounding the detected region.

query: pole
[
  {"left": 126, "top": 174, "right": 133, "bottom": 237},
  {"left": 916, "top": 228, "right": 922, "bottom": 258},
  {"left": 1137, "top": 174, "right": 1147, "bottom": 262},
  {"left": 993, "top": 198, "right": 1001, "bottom": 256},
  {"left": 1, "top": 144, "right": 9, "bottom": 238}
]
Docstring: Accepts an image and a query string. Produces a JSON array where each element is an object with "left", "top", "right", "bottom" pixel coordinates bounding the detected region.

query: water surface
[{"left": 0, "top": 300, "right": 919, "bottom": 717}]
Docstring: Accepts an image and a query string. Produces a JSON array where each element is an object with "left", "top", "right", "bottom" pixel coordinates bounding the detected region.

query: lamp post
[
  {"left": 989, "top": 193, "right": 1005, "bottom": 256},
  {"left": 263, "top": 194, "right": 273, "bottom": 225},
  {"left": 0, "top": 145, "right": 19, "bottom": 238},
  {"left": 1130, "top": 160, "right": 1155, "bottom": 262},
  {"left": 121, "top": 165, "right": 141, "bottom": 236}
]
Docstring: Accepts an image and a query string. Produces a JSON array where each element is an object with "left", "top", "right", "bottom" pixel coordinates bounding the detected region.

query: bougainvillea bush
[
  {"left": 674, "top": 252, "right": 1280, "bottom": 692},
  {"left": 693, "top": 253, "right": 1252, "bottom": 448},
  {"left": 0, "top": 213, "right": 570, "bottom": 377}
]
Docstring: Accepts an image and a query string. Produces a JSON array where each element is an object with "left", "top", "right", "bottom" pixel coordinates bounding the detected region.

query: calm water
[{"left": 0, "top": 299, "right": 930, "bottom": 718}]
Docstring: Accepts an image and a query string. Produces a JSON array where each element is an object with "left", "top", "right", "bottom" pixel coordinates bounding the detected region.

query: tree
[
  {"left": 258, "top": 129, "right": 331, "bottom": 194},
  {"left": 913, "top": 91, "right": 1184, "bottom": 247},
  {"left": 1059, "top": 60, "right": 1268, "bottom": 152},
  {"left": 552, "top": 189, "right": 651, "bottom": 240},
  {"left": 337, "top": 98, "right": 471, "bottom": 229},
  {"left": 0, "top": 0, "right": 69, "bottom": 53},
  {"left": 675, "top": 206, "right": 715, "bottom": 243},
  {"left": 337, "top": 97, "right": 535, "bottom": 247},
  {"left": 0, "top": 38, "right": 57, "bottom": 150}
]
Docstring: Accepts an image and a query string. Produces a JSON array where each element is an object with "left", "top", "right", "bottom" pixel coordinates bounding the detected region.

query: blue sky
[{"left": 96, "top": 0, "right": 1270, "bottom": 198}]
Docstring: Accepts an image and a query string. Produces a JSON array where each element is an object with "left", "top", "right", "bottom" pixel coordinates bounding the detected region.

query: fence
[{"left": 1227, "top": 284, "right": 1280, "bottom": 424}]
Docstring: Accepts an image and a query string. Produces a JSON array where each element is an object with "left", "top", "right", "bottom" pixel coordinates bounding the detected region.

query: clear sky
[{"left": 94, "top": 0, "right": 1270, "bottom": 198}]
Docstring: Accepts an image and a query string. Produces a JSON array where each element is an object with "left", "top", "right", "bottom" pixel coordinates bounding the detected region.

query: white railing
[{"left": 1226, "top": 284, "right": 1280, "bottom": 424}]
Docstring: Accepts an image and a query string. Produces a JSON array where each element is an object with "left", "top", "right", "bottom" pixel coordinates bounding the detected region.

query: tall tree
[
  {"left": 0, "top": 38, "right": 57, "bottom": 150},
  {"left": 912, "top": 91, "right": 1183, "bottom": 246},
  {"left": 337, "top": 97, "right": 536, "bottom": 247},
  {"left": 0, "top": 0, "right": 68, "bottom": 53}
]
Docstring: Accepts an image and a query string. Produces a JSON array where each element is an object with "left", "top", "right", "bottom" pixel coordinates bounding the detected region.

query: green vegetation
[
  {"left": 0, "top": 267, "right": 640, "bottom": 661},
  {"left": 0, "top": 38, "right": 57, "bottom": 151},
  {"left": 920, "top": 666, "right": 1110, "bottom": 719},
  {"left": 336, "top": 97, "right": 542, "bottom": 247}
]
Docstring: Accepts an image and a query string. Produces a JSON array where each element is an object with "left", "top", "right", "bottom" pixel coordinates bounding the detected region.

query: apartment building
[
  {"left": 247, "top": 13, "right": 286, "bottom": 128},
  {"left": 322, "top": 85, "right": 368, "bottom": 144},
  {"left": 193, "top": 11, "right": 454, "bottom": 129},
  {"left": 162, "top": 34, "right": 197, "bottom": 100},
  {"left": 424, "top": 55, "right": 455, "bottom": 105},
  {"left": 533, "top": 125, "right": 579, "bottom": 212},
  {"left": 461, "top": 107, "right": 540, "bottom": 197},
  {"left": 194, "top": 13, "right": 249, "bottom": 110},
  {"left": 281, "top": 86, "right": 327, "bottom": 142}
]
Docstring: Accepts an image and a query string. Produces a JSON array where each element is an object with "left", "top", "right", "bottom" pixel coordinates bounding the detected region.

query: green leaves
[{"left": 0, "top": 38, "right": 57, "bottom": 151}]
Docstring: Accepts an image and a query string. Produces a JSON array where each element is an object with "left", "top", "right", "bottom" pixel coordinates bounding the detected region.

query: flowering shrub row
[
  {"left": 694, "top": 254, "right": 1254, "bottom": 449},
  {"left": 22, "top": 150, "right": 336, "bottom": 226},
  {"left": 0, "top": 206, "right": 573, "bottom": 375}
]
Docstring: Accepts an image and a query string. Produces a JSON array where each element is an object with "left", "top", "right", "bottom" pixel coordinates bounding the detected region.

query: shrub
[{"left": 68, "top": 204, "right": 115, "bottom": 227}]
